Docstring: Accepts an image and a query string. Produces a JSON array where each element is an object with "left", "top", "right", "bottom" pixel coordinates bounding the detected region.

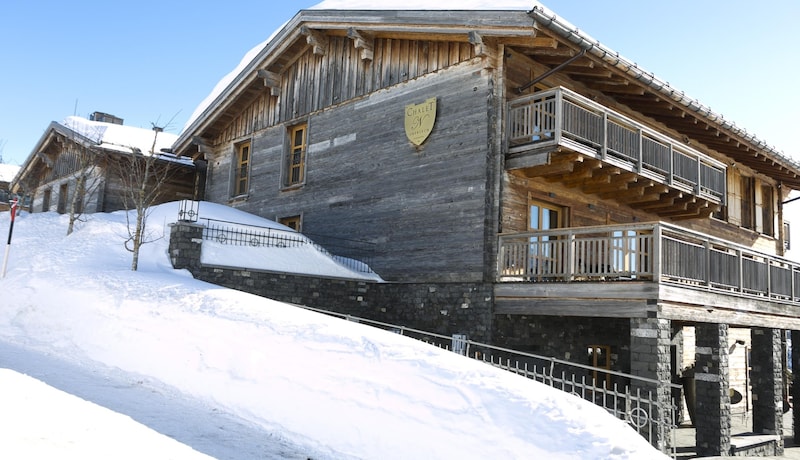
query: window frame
[
  {"left": 740, "top": 175, "right": 756, "bottom": 231},
  {"left": 283, "top": 123, "right": 307, "bottom": 188},
  {"left": 231, "top": 140, "right": 252, "bottom": 198},
  {"left": 57, "top": 183, "right": 69, "bottom": 214},
  {"left": 278, "top": 214, "right": 302, "bottom": 232},
  {"left": 41, "top": 188, "right": 52, "bottom": 212},
  {"left": 760, "top": 183, "right": 774, "bottom": 237},
  {"left": 588, "top": 344, "right": 612, "bottom": 388}
]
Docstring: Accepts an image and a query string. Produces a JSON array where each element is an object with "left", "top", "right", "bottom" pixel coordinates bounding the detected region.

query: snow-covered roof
[
  {"left": 0, "top": 164, "right": 20, "bottom": 183},
  {"left": 61, "top": 116, "right": 178, "bottom": 155},
  {"left": 176, "top": 0, "right": 795, "bottom": 172},
  {"left": 180, "top": 1, "right": 541, "bottom": 137}
]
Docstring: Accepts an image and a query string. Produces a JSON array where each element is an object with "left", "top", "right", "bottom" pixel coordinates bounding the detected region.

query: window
[
  {"left": 278, "top": 215, "right": 302, "bottom": 232},
  {"left": 233, "top": 141, "right": 251, "bottom": 197},
  {"left": 761, "top": 184, "right": 774, "bottom": 237},
  {"left": 41, "top": 189, "right": 51, "bottom": 212},
  {"left": 588, "top": 345, "right": 611, "bottom": 388},
  {"left": 57, "top": 183, "right": 68, "bottom": 214},
  {"left": 785, "top": 221, "right": 792, "bottom": 251},
  {"left": 740, "top": 176, "right": 755, "bottom": 230},
  {"left": 527, "top": 198, "right": 563, "bottom": 279},
  {"left": 285, "top": 124, "right": 307, "bottom": 187},
  {"left": 529, "top": 200, "right": 561, "bottom": 232}
]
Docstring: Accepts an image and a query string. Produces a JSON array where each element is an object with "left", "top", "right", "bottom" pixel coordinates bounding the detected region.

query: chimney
[{"left": 89, "top": 111, "right": 124, "bottom": 125}]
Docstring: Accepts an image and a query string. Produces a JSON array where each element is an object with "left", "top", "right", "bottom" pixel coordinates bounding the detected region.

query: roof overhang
[{"left": 173, "top": 9, "right": 537, "bottom": 157}]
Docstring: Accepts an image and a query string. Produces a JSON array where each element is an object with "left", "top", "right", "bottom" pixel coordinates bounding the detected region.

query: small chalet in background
[
  {"left": 170, "top": 1, "right": 800, "bottom": 456},
  {"left": 12, "top": 112, "right": 197, "bottom": 214}
]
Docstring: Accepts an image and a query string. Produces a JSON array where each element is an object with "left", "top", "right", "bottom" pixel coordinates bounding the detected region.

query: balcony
[
  {"left": 495, "top": 223, "right": 800, "bottom": 327},
  {"left": 506, "top": 87, "right": 727, "bottom": 219}
]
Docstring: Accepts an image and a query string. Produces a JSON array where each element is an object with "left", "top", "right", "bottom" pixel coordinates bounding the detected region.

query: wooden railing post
[
  {"left": 737, "top": 249, "right": 744, "bottom": 294},
  {"left": 554, "top": 89, "right": 563, "bottom": 145},
  {"left": 601, "top": 110, "right": 608, "bottom": 159},
  {"left": 636, "top": 128, "right": 643, "bottom": 174},
  {"left": 567, "top": 230, "right": 575, "bottom": 281},
  {"left": 652, "top": 224, "right": 661, "bottom": 281},
  {"left": 766, "top": 258, "right": 772, "bottom": 298},
  {"left": 695, "top": 155, "right": 702, "bottom": 196}
]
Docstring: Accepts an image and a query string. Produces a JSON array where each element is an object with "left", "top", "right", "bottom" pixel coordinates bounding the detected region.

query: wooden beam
[
  {"left": 525, "top": 153, "right": 583, "bottom": 177},
  {"left": 191, "top": 136, "right": 214, "bottom": 159},
  {"left": 630, "top": 189, "right": 682, "bottom": 210},
  {"left": 36, "top": 151, "right": 53, "bottom": 168},
  {"left": 531, "top": 36, "right": 559, "bottom": 49},
  {"left": 589, "top": 82, "right": 646, "bottom": 95},
  {"left": 347, "top": 28, "right": 374, "bottom": 61},
  {"left": 256, "top": 69, "right": 281, "bottom": 97},
  {"left": 468, "top": 31, "right": 498, "bottom": 66},
  {"left": 582, "top": 171, "right": 637, "bottom": 194},
  {"left": 559, "top": 159, "right": 604, "bottom": 187},
  {"left": 300, "top": 26, "right": 328, "bottom": 55}
]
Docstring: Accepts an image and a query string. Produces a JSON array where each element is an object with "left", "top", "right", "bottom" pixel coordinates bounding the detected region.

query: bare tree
[
  {"left": 59, "top": 124, "right": 105, "bottom": 236},
  {"left": 112, "top": 125, "right": 181, "bottom": 271}
]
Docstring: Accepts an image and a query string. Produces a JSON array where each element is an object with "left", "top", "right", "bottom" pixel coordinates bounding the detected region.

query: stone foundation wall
[
  {"left": 492, "top": 314, "right": 631, "bottom": 385},
  {"left": 169, "top": 222, "right": 494, "bottom": 343}
]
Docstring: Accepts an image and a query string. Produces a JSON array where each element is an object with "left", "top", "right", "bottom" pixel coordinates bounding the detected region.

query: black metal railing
[{"left": 199, "top": 217, "right": 376, "bottom": 274}]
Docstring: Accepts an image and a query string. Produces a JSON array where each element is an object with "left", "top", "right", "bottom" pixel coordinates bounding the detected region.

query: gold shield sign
[{"left": 404, "top": 97, "right": 437, "bottom": 146}]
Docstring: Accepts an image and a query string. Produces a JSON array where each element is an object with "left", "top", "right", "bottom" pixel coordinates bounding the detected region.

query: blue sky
[{"left": 1, "top": 1, "right": 798, "bottom": 166}]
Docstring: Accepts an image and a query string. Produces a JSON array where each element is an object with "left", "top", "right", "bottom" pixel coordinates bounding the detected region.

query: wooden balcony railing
[
  {"left": 497, "top": 222, "right": 800, "bottom": 304},
  {"left": 507, "top": 87, "right": 727, "bottom": 204}
]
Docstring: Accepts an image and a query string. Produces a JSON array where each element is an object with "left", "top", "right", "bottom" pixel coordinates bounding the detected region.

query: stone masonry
[
  {"left": 169, "top": 222, "right": 494, "bottom": 343},
  {"left": 629, "top": 317, "right": 672, "bottom": 452},
  {"left": 750, "top": 327, "right": 784, "bottom": 454},
  {"left": 694, "top": 322, "right": 731, "bottom": 457}
]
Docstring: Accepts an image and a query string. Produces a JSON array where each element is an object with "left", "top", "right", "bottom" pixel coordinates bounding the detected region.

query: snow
[
  {"left": 61, "top": 115, "right": 178, "bottom": 155},
  {"left": 0, "top": 369, "right": 214, "bottom": 459},
  {"left": 194, "top": 202, "right": 382, "bottom": 280},
  {"left": 0, "top": 201, "right": 667, "bottom": 459},
  {"left": 0, "top": 163, "right": 20, "bottom": 182}
]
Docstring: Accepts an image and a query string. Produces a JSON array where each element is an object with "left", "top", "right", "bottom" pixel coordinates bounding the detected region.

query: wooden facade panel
[
  {"left": 206, "top": 60, "right": 493, "bottom": 282},
  {"left": 494, "top": 298, "right": 650, "bottom": 317},
  {"left": 494, "top": 282, "right": 660, "bottom": 301},
  {"left": 213, "top": 36, "right": 476, "bottom": 147}
]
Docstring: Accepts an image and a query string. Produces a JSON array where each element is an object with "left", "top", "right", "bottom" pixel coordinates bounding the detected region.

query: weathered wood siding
[
  {"left": 206, "top": 58, "right": 496, "bottom": 282},
  {"left": 100, "top": 161, "right": 196, "bottom": 213},
  {"left": 212, "top": 37, "right": 476, "bottom": 146}
]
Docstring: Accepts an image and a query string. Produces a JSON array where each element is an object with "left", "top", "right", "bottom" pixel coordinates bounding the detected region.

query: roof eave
[{"left": 529, "top": 6, "right": 800, "bottom": 183}]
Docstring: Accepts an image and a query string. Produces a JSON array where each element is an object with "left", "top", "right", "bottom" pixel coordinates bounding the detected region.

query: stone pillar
[
  {"left": 168, "top": 222, "right": 204, "bottom": 274},
  {"left": 694, "top": 322, "right": 731, "bottom": 457},
  {"left": 751, "top": 327, "right": 784, "bottom": 454},
  {"left": 630, "top": 317, "right": 672, "bottom": 452}
]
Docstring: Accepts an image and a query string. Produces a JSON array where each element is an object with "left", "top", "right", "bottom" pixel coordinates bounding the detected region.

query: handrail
[
  {"left": 199, "top": 217, "right": 375, "bottom": 274},
  {"left": 296, "top": 303, "right": 680, "bottom": 390},
  {"left": 497, "top": 221, "right": 800, "bottom": 304},
  {"left": 507, "top": 87, "right": 727, "bottom": 203}
]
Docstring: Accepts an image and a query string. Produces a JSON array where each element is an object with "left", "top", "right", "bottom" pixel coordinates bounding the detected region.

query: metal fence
[
  {"left": 298, "top": 304, "right": 679, "bottom": 457},
  {"left": 199, "top": 217, "right": 375, "bottom": 274}
]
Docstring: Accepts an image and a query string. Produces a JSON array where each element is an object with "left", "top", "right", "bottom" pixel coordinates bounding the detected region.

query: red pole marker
[{"left": 1, "top": 197, "right": 18, "bottom": 278}]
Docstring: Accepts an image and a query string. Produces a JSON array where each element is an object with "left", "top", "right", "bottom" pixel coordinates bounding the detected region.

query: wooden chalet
[
  {"left": 13, "top": 113, "right": 197, "bottom": 215},
  {"left": 173, "top": 3, "right": 800, "bottom": 455}
]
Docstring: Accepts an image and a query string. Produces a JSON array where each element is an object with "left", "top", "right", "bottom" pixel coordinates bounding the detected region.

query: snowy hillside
[{"left": 0, "top": 202, "right": 666, "bottom": 459}]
